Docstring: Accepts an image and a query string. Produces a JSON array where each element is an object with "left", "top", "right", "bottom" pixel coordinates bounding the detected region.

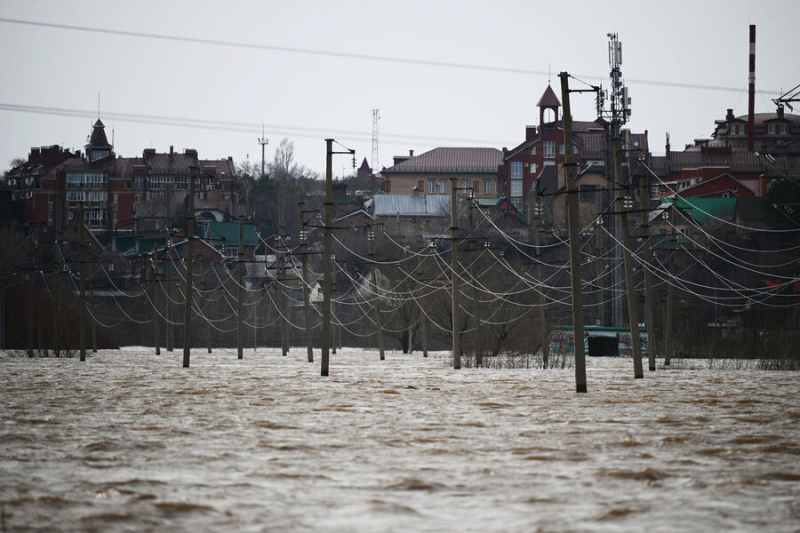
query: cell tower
[
  {"left": 257, "top": 125, "right": 269, "bottom": 179},
  {"left": 597, "top": 33, "right": 631, "bottom": 130},
  {"left": 371, "top": 109, "right": 380, "bottom": 172}
]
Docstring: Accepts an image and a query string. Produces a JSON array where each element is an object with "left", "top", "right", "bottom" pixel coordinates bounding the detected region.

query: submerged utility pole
[
  {"left": 321, "top": 139, "right": 355, "bottom": 376},
  {"left": 166, "top": 184, "right": 173, "bottom": 353},
  {"left": 560, "top": 72, "right": 587, "bottom": 393},
  {"left": 639, "top": 157, "right": 657, "bottom": 371},
  {"left": 277, "top": 238, "right": 288, "bottom": 356},
  {"left": 183, "top": 169, "right": 196, "bottom": 368},
  {"left": 79, "top": 205, "right": 87, "bottom": 361},
  {"left": 154, "top": 244, "right": 161, "bottom": 355},
  {"left": 237, "top": 215, "right": 244, "bottom": 360},
  {"left": 532, "top": 205, "right": 550, "bottom": 369},
  {"left": 468, "top": 198, "right": 482, "bottom": 368},
  {"left": 299, "top": 203, "right": 313, "bottom": 362},
  {"left": 450, "top": 177, "right": 461, "bottom": 370},
  {"left": 27, "top": 225, "right": 35, "bottom": 358},
  {"left": 664, "top": 206, "right": 676, "bottom": 366},
  {"left": 367, "top": 222, "right": 385, "bottom": 361}
]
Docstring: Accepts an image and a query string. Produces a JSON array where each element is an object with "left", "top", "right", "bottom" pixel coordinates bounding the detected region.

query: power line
[{"left": 0, "top": 17, "right": 782, "bottom": 96}]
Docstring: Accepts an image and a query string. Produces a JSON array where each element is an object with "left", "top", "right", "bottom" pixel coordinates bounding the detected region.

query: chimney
[
  {"left": 726, "top": 108, "right": 734, "bottom": 121},
  {"left": 747, "top": 24, "right": 756, "bottom": 152},
  {"left": 169, "top": 145, "right": 174, "bottom": 159},
  {"left": 409, "top": 150, "right": 414, "bottom": 157},
  {"left": 777, "top": 104, "right": 785, "bottom": 120}
]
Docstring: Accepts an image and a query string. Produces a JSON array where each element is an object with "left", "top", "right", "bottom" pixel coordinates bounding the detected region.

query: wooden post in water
[
  {"left": 367, "top": 222, "right": 385, "bottom": 360},
  {"left": 560, "top": 72, "right": 587, "bottom": 392},
  {"left": 182, "top": 170, "right": 195, "bottom": 368},
  {"left": 201, "top": 260, "right": 211, "bottom": 353},
  {"left": 299, "top": 203, "right": 314, "bottom": 362},
  {"left": 450, "top": 177, "right": 461, "bottom": 370}
]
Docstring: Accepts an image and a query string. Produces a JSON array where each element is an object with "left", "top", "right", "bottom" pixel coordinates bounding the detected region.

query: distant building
[
  {"left": 381, "top": 147, "right": 503, "bottom": 198},
  {"left": 6, "top": 120, "right": 241, "bottom": 234}
]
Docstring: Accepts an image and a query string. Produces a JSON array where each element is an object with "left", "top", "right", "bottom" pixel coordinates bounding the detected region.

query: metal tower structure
[
  {"left": 257, "top": 125, "right": 269, "bottom": 179},
  {"left": 371, "top": 109, "right": 380, "bottom": 172}
]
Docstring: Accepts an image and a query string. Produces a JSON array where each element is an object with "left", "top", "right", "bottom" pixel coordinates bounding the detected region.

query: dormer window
[
  {"left": 780, "top": 124, "right": 787, "bottom": 135},
  {"left": 768, "top": 124, "right": 776, "bottom": 135},
  {"left": 90, "top": 149, "right": 110, "bottom": 162}
]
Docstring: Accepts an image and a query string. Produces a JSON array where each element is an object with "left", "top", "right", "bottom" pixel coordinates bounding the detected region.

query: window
[
  {"left": 511, "top": 161, "right": 523, "bottom": 179},
  {"left": 511, "top": 198, "right": 522, "bottom": 210},
  {"left": 780, "top": 124, "right": 787, "bottom": 134},
  {"left": 543, "top": 141, "right": 555, "bottom": 159},
  {"left": 135, "top": 194, "right": 143, "bottom": 203},
  {"left": 574, "top": 145, "right": 579, "bottom": 154},
  {"left": 559, "top": 144, "right": 565, "bottom": 155},
  {"left": 48, "top": 211, "right": 53, "bottom": 222},
  {"left": 48, "top": 194, "right": 53, "bottom": 203},
  {"left": 484, "top": 181, "right": 490, "bottom": 194},
  {"left": 439, "top": 181, "right": 446, "bottom": 194},
  {"left": 176, "top": 177, "right": 188, "bottom": 190},
  {"left": 494, "top": 182, "right": 498, "bottom": 193},
  {"left": 135, "top": 176, "right": 144, "bottom": 189},
  {"left": 510, "top": 180, "right": 522, "bottom": 197},
  {"left": 739, "top": 124, "right": 746, "bottom": 134},
  {"left": 768, "top": 124, "right": 776, "bottom": 134},
  {"left": 531, "top": 146, "right": 536, "bottom": 155},
  {"left": 462, "top": 180, "right": 469, "bottom": 191},
  {"left": 113, "top": 193, "right": 119, "bottom": 204},
  {"left": 530, "top": 163, "right": 538, "bottom": 174},
  {"left": 226, "top": 246, "right": 238, "bottom": 258},
  {"left": 429, "top": 181, "right": 435, "bottom": 194},
  {"left": 113, "top": 212, "right": 118, "bottom": 222}
]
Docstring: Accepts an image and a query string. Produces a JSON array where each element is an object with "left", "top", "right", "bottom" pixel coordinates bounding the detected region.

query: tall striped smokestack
[{"left": 747, "top": 24, "right": 756, "bottom": 152}]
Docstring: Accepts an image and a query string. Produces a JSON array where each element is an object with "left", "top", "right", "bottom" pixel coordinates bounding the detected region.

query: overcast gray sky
[{"left": 1, "top": 0, "right": 798, "bottom": 177}]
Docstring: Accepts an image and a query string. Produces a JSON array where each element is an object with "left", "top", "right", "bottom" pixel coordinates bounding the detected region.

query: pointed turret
[
  {"left": 537, "top": 85, "right": 561, "bottom": 127},
  {"left": 85, "top": 119, "right": 113, "bottom": 162}
]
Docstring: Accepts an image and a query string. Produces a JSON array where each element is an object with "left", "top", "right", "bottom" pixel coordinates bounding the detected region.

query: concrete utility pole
[
  {"left": 664, "top": 206, "right": 676, "bottom": 366},
  {"left": 321, "top": 139, "right": 355, "bottom": 376},
  {"left": 27, "top": 225, "right": 35, "bottom": 358},
  {"left": 183, "top": 169, "right": 196, "bottom": 368},
  {"left": 531, "top": 207, "right": 550, "bottom": 369},
  {"left": 419, "top": 245, "right": 428, "bottom": 358},
  {"left": 639, "top": 159, "right": 657, "bottom": 371},
  {"left": 79, "top": 205, "right": 87, "bottom": 361},
  {"left": 449, "top": 177, "right": 461, "bottom": 370},
  {"left": 332, "top": 254, "right": 338, "bottom": 355},
  {"left": 166, "top": 185, "right": 173, "bottom": 352},
  {"left": 322, "top": 139, "right": 334, "bottom": 376},
  {"left": 367, "top": 222, "right": 385, "bottom": 361},
  {"left": 201, "top": 260, "right": 211, "bottom": 353},
  {"left": 154, "top": 244, "right": 161, "bottom": 355},
  {"left": 278, "top": 239, "right": 289, "bottom": 356},
  {"left": 559, "top": 72, "right": 587, "bottom": 393},
  {"left": 299, "top": 203, "right": 314, "bottom": 363},
  {"left": 468, "top": 198, "right": 482, "bottom": 367},
  {"left": 237, "top": 215, "right": 244, "bottom": 360},
  {"left": 614, "top": 139, "right": 644, "bottom": 379}
]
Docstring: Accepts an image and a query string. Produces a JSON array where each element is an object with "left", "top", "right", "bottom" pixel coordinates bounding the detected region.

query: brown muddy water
[{"left": 1, "top": 348, "right": 798, "bottom": 532}]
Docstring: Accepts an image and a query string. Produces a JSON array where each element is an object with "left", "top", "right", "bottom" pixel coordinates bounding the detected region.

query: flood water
[{"left": 1, "top": 348, "right": 798, "bottom": 532}]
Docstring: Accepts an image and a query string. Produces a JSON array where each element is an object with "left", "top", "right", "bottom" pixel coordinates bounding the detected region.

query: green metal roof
[
  {"left": 204, "top": 222, "right": 259, "bottom": 246},
  {"left": 660, "top": 197, "right": 736, "bottom": 225}
]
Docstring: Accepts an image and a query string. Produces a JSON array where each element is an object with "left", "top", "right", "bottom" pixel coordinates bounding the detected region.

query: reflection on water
[{"left": 1, "top": 348, "right": 799, "bottom": 532}]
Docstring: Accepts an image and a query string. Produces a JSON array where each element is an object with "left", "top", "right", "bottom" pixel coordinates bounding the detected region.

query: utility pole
[
  {"left": 321, "top": 139, "right": 355, "bottom": 376},
  {"left": 371, "top": 109, "right": 380, "bottom": 187},
  {"left": 258, "top": 127, "right": 269, "bottom": 180},
  {"left": 166, "top": 184, "right": 173, "bottom": 352},
  {"left": 299, "top": 202, "right": 313, "bottom": 362},
  {"left": 639, "top": 157, "right": 657, "bottom": 371},
  {"left": 532, "top": 203, "right": 549, "bottom": 369},
  {"left": 79, "top": 205, "right": 86, "bottom": 361},
  {"left": 560, "top": 72, "right": 587, "bottom": 393},
  {"left": 615, "top": 148, "right": 644, "bottom": 379},
  {"left": 450, "top": 177, "right": 461, "bottom": 370},
  {"left": 367, "top": 222, "right": 385, "bottom": 361},
  {"left": 90, "top": 267, "right": 97, "bottom": 353},
  {"left": 183, "top": 169, "right": 196, "bottom": 368},
  {"left": 332, "top": 254, "right": 338, "bottom": 355},
  {"left": 201, "top": 259, "right": 211, "bottom": 353},
  {"left": 154, "top": 244, "right": 161, "bottom": 355},
  {"left": 664, "top": 206, "right": 676, "bottom": 366},
  {"left": 27, "top": 225, "right": 35, "bottom": 358},
  {"left": 277, "top": 238, "right": 288, "bottom": 356},
  {"left": 468, "top": 197, "right": 482, "bottom": 368},
  {"left": 237, "top": 215, "right": 244, "bottom": 360}
]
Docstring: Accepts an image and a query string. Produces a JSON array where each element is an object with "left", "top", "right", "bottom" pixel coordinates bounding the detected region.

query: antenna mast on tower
[
  {"left": 371, "top": 109, "right": 380, "bottom": 172},
  {"left": 257, "top": 125, "right": 269, "bottom": 179}
]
